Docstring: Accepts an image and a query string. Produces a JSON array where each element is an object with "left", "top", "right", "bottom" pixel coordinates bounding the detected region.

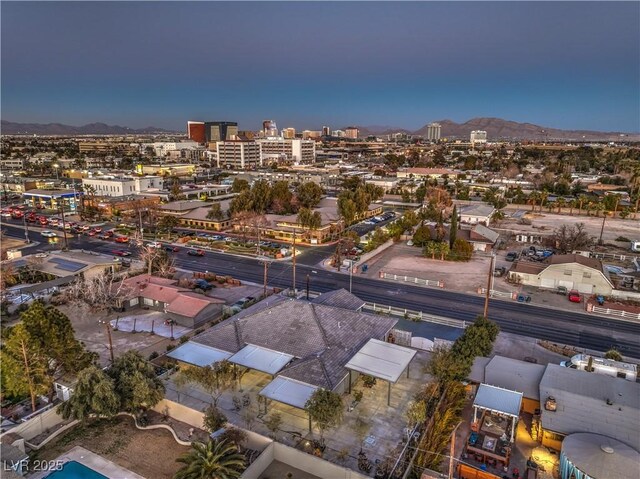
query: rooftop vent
[
  {"left": 601, "top": 445, "right": 614, "bottom": 454},
  {"left": 544, "top": 397, "right": 557, "bottom": 411}
]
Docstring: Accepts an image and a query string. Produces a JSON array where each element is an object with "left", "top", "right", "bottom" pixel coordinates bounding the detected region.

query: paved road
[{"left": 4, "top": 223, "right": 640, "bottom": 359}]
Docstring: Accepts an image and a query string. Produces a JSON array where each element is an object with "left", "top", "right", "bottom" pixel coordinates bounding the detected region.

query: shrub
[
  {"left": 148, "top": 351, "right": 159, "bottom": 360},
  {"left": 615, "top": 236, "right": 631, "bottom": 242},
  {"left": 179, "top": 335, "right": 189, "bottom": 344},
  {"left": 166, "top": 344, "right": 176, "bottom": 352},
  {"left": 353, "top": 390, "right": 364, "bottom": 402},
  {"left": 362, "top": 375, "right": 377, "bottom": 388}
]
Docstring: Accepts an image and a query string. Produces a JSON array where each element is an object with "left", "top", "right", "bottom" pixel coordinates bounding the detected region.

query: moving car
[
  {"left": 187, "top": 249, "right": 205, "bottom": 256},
  {"left": 568, "top": 290, "right": 581, "bottom": 303},
  {"left": 40, "top": 230, "right": 57, "bottom": 238},
  {"left": 147, "top": 241, "right": 162, "bottom": 248},
  {"left": 164, "top": 245, "right": 179, "bottom": 253},
  {"left": 114, "top": 236, "right": 129, "bottom": 243},
  {"left": 111, "top": 250, "right": 132, "bottom": 257}
]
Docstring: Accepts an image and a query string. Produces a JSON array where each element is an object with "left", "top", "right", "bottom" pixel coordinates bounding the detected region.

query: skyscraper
[
  {"left": 262, "top": 120, "right": 278, "bottom": 138},
  {"left": 322, "top": 126, "right": 330, "bottom": 137},
  {"left": 187, "top": 121, "right": 206, "bottom": 144},
  {"left": 282, "top": 128, "right": 296, "bottom": 139},
  {"left": 204, "top": 122, "right": 239, "bottom": 142},
  {"left": 345, "top": 127, "right": 359, "bottom": 139},
  {"left": 426, "top": 122, "right": 441, "bottom": 141}
]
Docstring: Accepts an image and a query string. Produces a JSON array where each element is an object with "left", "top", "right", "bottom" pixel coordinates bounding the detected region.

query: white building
[
  {"left": 426, "top": 122, "right": 441, "bottom": 141},
  {"left": 258, "top": 138, "right": 315, "bottom": 165},
  {"left": 82, "top": 176, "right": 163, "bottom": 197},
  {"left": 282, "top": 128, "right": 296, "bottom": 139},
  {"left": 142, "top": 140, "right": 200, "bottom": 158},
  {"left": 332, "top": 130, "right": 345, "bottom": 138},
  {"left": 470, "top": 130, "right": 488, "bottom": 144},
  {"left": 215, "top": 141, "right": 261, "bottom": 169},
  {"left": 1, "top": 158, "right": 26, "bottom": 170},
  {"left": 345, "top": 127, "right": 359, "bottom": 139}
]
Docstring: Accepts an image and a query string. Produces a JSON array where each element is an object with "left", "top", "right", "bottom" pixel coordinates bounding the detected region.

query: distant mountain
[
  {"left": 1, "top": 120, "right": 175, "bottom": 135},
  {"left": 413, "top": 118, "right": 639, "bottom": 141}
]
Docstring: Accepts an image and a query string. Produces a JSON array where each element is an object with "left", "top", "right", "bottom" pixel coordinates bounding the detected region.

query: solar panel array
[{"left": 49, "top": 257, "right": 86, "bottom": 272}]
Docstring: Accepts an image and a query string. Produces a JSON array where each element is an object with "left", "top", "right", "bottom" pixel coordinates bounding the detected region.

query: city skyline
[{"left": 2, "top": 2, "right": 639, "bottom": 132}]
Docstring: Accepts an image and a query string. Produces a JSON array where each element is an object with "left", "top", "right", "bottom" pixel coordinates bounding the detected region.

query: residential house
[
  {"left": 458, "top": 203, "right": 496, "bottom": 226},
  {"left": 457, "top": 224, "right": 500, "bottom": 252},
  {"left": 397, "top": 168, "right": 458, "bottom": 180},
  {"left": 508, "top": 254, "right": 614, "bottom": 295}
]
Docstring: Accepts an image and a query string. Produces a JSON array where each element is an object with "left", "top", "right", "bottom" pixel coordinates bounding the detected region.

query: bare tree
[
  {"left": 552, "top": 223, "right": 594, "bottom": 253},
  {"left": 66, "top": 274, "right": 132, "bottom": 313},
  {"left": 139, "top": 246, "right": 175, "bottom": 277}
]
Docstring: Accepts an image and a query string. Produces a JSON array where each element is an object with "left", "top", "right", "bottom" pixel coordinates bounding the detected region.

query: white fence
[
  {"left": 363, "top": 302, "right": 467, "bottom": 329},
  {"left": 478, "top": 287, "right": 516, "bottom": 299},
  {"left": 379, "top": 271, "right": 444, "bottom": 289},
  {"left": 586, "top": 304, "right": 640, "bottom": 321}
]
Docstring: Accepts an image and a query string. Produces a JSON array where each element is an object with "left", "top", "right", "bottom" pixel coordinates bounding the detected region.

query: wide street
[{"left": 4, "top": 223, "right": 640, "bottom": 359}]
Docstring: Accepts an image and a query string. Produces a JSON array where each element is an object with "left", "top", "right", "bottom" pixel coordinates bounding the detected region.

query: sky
[{"left": 2, "top": 2, "right": 639, "bottom": 132}]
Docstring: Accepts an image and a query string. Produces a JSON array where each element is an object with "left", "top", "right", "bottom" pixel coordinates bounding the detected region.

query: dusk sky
[{"left": 2, "top": 2, "right": 639, "bottom": 132}]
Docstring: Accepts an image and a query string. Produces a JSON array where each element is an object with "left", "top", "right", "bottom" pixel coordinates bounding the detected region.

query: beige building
[{"left": 508, "top": 254, "right": 614, "bottom": 295}]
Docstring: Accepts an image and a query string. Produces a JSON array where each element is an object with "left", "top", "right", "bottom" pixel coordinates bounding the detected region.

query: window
[
  {"left": 564, "top": 270, "right": 572, "bottom": 276},
  {"left": 617, "top": 372, "right": 627, "bottom": 379},
  {"left": 583, "top": 272, "right": 591, "bottom": 279}
]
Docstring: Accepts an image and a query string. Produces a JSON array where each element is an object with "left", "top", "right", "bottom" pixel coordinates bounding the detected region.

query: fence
[
  {"left": 379, "top": 271, "right": 444, "bottom": 289},
  {"left": 363, "top": 302, "right": 467, "bottom": 329},
  {"left": 477, "top": 287, "right": 516, "bottom": 300},
  {"left": 586, "top": 304, "right": 640, "bottom": 321}
]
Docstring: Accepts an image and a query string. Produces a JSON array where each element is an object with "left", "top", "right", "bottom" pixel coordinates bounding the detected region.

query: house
[
  {"left": 396, "top": 168, "right": 458, "bottom": 180},
  {"left": 118, "top": 274, "right": 225, "bottom": 328},
  {"left": 537, "top": 364, "right": 640, "bottom": 452},
  {"left": 168, "top": 290, "right": 417, "bottom": 409},
  {"left": 508, "top": 254, "right": 614, "bottom": 295},
  {"left": 457, "top": 224, "right": 500, "bottom": 252},
  {"left": 458, "top": 203, "right": 496, "bottom": 226},
  {"left": 12, "top": 250, "right": 120, "bottom": 280}
]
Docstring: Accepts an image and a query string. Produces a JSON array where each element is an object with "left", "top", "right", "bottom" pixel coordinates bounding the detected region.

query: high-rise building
[
  {"left": 426, "top": 122, "right": 441, "bottom": 141},
  {"left": 187, "top": 121, "right": 206, "bottom": 144},
  {"left": 282, "top": 128, "right": 296, "bottom": 139},
  {"left": 345, "top": 127, "right": 359, "bottom": 139},
  {"left": 470, "top": 130, "right": 488, "bottom": 144},
  {"left": 204, "top": 122, "right": 239, "bottom": 143},
  {"left": 332, "top": 130, "right": 345, "bottom": 138},
  {"left": 302, "top": 130, "right": 322, "bottom": 139},
  {"left": 262, "top": 120, "right": 278, "bottom": 138},
  {"left": 215, "top": 140, "right": 261, "bottom": 169},
  {"left": 322, "top": 126, "right": 331, "bottom": 137},
  {"left": 258, "top": 138, "right": 316, "bottom": 165}
]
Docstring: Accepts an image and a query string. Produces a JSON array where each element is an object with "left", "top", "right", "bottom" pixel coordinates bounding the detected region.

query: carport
[
  {"left": 345, "top": 338, "right": 417, "bottom": 406},
  {"left": 259, "top": 376, "right": 319, "bottom": 430},
  {"left": 228, "top": 344, "right": 294, "bottom": 387},
  {"left": 167, "top": 342, "right": 232, "bottom": 367}
]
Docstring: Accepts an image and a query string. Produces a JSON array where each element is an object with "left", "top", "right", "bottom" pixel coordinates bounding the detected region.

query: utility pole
[
  {"left": 291, "top": 227, "right": 297, "bottom": 295},
  {"left": 598, "top": 212, "right": 608, "bottom": 245},
  {"left": 483, "top": 254, "right": 495, "bottom": 318},
  {"left": 260, "top": 258, "right": 271, "bottom": 297},
  {"left": 23, "top": 215, "right": 30, "bottom": 243},
  {"left": 448, "top": 422, "right": 463, "bottom": 479},
  {"left": 59, "top": 204, "right": 69, "bottom": 251},
  {"left": 349, "top": 259, "right": 354, "bottom": 293},
  {"left": 306, "top": 274, "right": 310, "bottom": 300},
  {"left": 99, "top": 320, "right": 115, "bottom": 362}
]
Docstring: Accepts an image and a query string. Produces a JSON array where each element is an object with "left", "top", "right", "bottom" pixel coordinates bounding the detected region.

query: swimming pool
[{"left": 45, "top": 461, "right": 108, "bottom": 479}]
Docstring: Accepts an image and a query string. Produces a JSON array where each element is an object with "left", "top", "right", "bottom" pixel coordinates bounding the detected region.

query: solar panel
[{"left": 48, "top": 257, "right": 86, "bottom": 272}]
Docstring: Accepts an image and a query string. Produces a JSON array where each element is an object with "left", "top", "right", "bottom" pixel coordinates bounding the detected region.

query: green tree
[
  {"left": 449, "top": 205, "right": 458, "bottom": 248},
  {"left": 231, "top": 178, "right": 250, "bottom": 193},
  {"left": 249, "top": 180, "right": 272, "bottom": 213},
  {"left": 296, "top": 182, "right": 324, "bottom": 209},
  {"left": 604, "top": 349, "right": 623, "bottom": 362},
  {"left": 170, "top": 179, "right": 184, "bottom": 201},
  {"left": 108, "top": 351, "right": 164, "bottom": 412},
  {"left": 174, "top": 440, "right": 245, "bottom": 479},
  {"left": 229, "top": 190, "right": 253, "bottom": 215},
  {"left": 337, "top": 196, "right": 357, "bottom": 225},
  {"left": 181, "top": 361, "right": 234, "bottom": 407},
  {"left": 451, "top": 238, "right": 473, "bottom": 261},
  {"left": 271, "top": 181, "right": 294, "bottom": 213},
  {"left": 424, "top": 241, "right": 438, "bottom": 260},
  {"left": 412, "top": 225, "right": 431, "bottom": 247},
  {"left": 203, "top": 404, "right": 228, "bottom": 433},
  {"left": 424, "top": 345, "right": 470, "bottom": 390},
  {"left": 0, "top": 324, "right": 50, "bottom": 412},
  {"left": 305, "top": 388, "right": 344, "bottom": 439},
  {"left": 206, "top": 203, "right": 225, "bottom": 220},
  {"left": 58, "top": 366, "right": 119, "bottom": 421},
  {"left": 157, "top": 215, "right": 180, "bottom": 234}
]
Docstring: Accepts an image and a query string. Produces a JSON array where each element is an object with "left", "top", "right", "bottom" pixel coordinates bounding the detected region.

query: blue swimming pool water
[{"left": 45, "top": 461, "right": 108, "bottom": 479}]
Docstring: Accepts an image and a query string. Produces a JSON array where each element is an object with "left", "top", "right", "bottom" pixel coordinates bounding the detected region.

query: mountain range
[
  {"left": 355, "top": 118, "right": 639, "bottom": 141},
  {"left": 1, "top": 120, "right": 174, "bottom": 136}
]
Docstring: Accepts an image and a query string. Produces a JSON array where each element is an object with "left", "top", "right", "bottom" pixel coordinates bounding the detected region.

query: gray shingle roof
[
  {"left": 539, "top": 364, "right": 640, "bottom": 451},
  {"left": 484, "top": 356, "right": 546, "bottom": 400},
  {"left": 192, "top": 291, "right": 397, "bottom": 389},
  {"left": 311, "top": 288, "right": 365, "bottom": 311}
]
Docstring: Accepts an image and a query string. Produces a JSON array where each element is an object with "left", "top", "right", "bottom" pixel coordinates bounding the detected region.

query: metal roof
[
  {"left": 229, "top": 344, "right": 294, "bottom": 375},
  {"left": 473, "top": 383, "right": 523, "bottom": 418},
  {"left": 484, "top": 356, "right": 546, "bottom": 400},
  {"left": 344, "top": 339, "right": 416, "bottom": 383},
  {"left": 561, "top": 433, "right": 640, "bottom": 479},
  {"left": 539, "top": 364, "right": 640, "bottom": 451},
  {"left": 259, "top": 376, "right": 318, "bottom": 410},
  {"left": 167, "top": 342, "right": 231, "bottom": 367}
]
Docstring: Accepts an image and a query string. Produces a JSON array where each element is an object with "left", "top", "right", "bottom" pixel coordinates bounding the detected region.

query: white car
[
  {"left": 147, "top": 241, "right": 162, "bottom": 248},
  {"left": 41, "top": 230, "right": 57, "bottom": 238}
]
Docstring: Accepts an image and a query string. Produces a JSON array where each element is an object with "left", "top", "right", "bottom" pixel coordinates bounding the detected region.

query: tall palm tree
[
  {"left": 555, "top": 197, "right": 566, "bottom": 214},
  {"left": 528, "top": 191, "right": 540, "bottom": 212},
  {"left": 577, "top": 195, "right": 589, "bottom": 216},
  {"left": 174, "top": 440, "right": 245, "bottom": 479}
]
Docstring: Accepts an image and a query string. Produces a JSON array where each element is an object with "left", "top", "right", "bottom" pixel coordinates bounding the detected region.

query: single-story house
[
  {"left": 508, "top": 254, "right": 614, "bottom": 295},
  {"left": 397, "top": 168, "right": 458, "bottom": 180},
  {"left": 118, "top": 274, "right": 225, "bottom": 328},
  {"left": 11, "top": 250, "right": 120, "bottom": 280},
  {"left": 458, "top": 203, "right": 496, "bottom": 226},
  {"left": 457, "top": 224, "right": 500, "bottom": 252}
]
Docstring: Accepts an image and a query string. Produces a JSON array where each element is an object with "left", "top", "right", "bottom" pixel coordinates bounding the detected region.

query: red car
[
  {"left": 114, "top": 236, "right": 129, "bottom": 243},
  {"left": 111, "top": 250, "right": 132, "bottom": 257},
  {"left": 187, "top": 249, "right": 205, "bottom": 257},
  {"left": 568, "top": 290, "right": 581, "bottom": 303}
]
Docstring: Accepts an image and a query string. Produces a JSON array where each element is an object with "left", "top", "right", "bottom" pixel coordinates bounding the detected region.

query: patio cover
[
  {"left": 344, "top": 338, "right": 416, "bottom": 383},
  {"left": 260, "top": 376, "right": 319, "bottom": 409},
  {"left": 167, "top": 342, "right": 232, "bottom": 367},
  {"left": 229, "top": 344, "right": 294, "bottom": 375},
  {"left": 473, "top": 383, "right": 523, "bottom": 418}
]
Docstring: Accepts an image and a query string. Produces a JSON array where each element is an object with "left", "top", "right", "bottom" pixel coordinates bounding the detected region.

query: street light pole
[
  {"left": 59, "top": 204, "right": 69, "bottom": 250},
  {"left": 23, "top": 215, "right": 30, "bottom": 243}
]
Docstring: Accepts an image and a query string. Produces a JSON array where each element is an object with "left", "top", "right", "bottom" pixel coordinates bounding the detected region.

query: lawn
[{"left": 32, "top": 416, "right": 190, "bottom": 479}]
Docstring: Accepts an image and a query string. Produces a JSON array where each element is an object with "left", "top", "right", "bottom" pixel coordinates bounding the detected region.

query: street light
[{"left": 53, "top": 163, "right": 60, "bottom": 180}]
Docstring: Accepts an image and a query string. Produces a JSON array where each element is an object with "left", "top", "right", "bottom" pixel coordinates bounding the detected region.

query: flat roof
[
  {"left": 259, "top": 376, "right": 318, "bottom": 410},
  {"left": 167, "top": 342, "right": 231, "bottom": 367},
  {"left": 344, "top": 338, "right": 416, "bottom": 383},
  {"left": 474, "top": 383, "right": 523, "bottom": 418},
  {"left": 229, "top": 344, "right": 294, "bottom": 375}
]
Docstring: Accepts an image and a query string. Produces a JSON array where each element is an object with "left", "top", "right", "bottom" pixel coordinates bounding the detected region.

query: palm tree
[
  {"left": 174, "top": 440, "right": 245, "bottom": 479},
  {"left": 555, "top": 197, "right": 566, "bottom": 214},
  {"left": 539, "top": 191, "right": 549, "bottom": 213},
  {"left": 577, "top": 194, "right": 589, "bottom": 216},
  {"left": 424, "top": 242, "right": 437, "bottom": 260},
  {"left": 528, "top": 191, "right": 540, "bottom": 212}
]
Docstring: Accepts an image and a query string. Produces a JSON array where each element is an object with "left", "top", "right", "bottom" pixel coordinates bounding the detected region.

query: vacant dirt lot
[{"left": 33, "top": 416, "right": 190, "bottom": 479}]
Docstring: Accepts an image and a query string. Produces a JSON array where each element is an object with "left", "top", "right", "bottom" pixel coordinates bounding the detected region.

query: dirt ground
[{"left": 33, "top": 416, "right": 190, "bottom": 479}]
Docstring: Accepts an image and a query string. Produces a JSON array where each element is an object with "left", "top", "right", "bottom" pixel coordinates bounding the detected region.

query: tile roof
[
  {"left": 192, "top": 291, "right": 397, "bottom": 389},
  {"left": 539, "top": 364, "right": 640, "bottom": 451}
]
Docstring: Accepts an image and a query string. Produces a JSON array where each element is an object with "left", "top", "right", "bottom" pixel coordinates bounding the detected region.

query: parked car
[
  {"left": 568, "top": 290, "right": 581, "bottom": 303},
  {"left": 147, "top": 241, "right": 162, "bottom": 248},
  {"left": 555, "top": 286, "right": 568, "bottom": 295},
  {"left": 505, "top": 252, "right": 518, "bottom": 262},
  {"left": 230, "top": 296, "right": 255, "bottom": 312},
  {"left": 187, "top": 249, "right": 205, "bottom": 256},
  {"left": 111, "top": 250, "right": 132, "bottom": 257},
  {"left": 493, "top": 267, "right": 507, "bottom": 277},
  {"left": 40, "top": 230, "right": 57, "bottom": 238},
  {"left": 194, "top": 279, "right": 213, "bottom": 291}
]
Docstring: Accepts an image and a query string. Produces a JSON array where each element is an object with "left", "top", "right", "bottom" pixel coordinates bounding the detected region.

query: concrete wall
[
  {"left": 356, "top": 239, "right": 394, "bottom": 269},
  {"left": 2, "top": 408, "right": 66, "bottom": 441},
  {"left": 152, "top": 399, "right": 205, "bottom": 430},
  {"left": 241, "top": 443, "right": 275, "bottom": 479}
]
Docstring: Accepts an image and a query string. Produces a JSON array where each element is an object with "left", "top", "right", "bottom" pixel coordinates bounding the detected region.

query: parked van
[
  {"left": 630, "top": 240, "right": 640, "bottom": 253},
  {"left": 560, "top": 354, "right": 637, "bottom": 381}
]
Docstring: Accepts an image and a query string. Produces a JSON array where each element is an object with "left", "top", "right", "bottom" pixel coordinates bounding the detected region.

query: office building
[
  {"left": 82, "top": 176, "right": 163, "bottom": 197},
  {"left": 322, "top": 126, "right": 331, "bottom": 136},
  {"left": 426, "top": 122, "right": 441, "bottom": 141},
  {"left": 282, "top": 128, "right": 296, "bottom": 139},
  {"left": 302, "top": 130, "right": 322, "bottom": 139},
  {"left": 332, "top": 130, "right": 345, "bottom": 138},
  {"left": 215, "top": 140, "right": 261, "bottom": 169},
  {"left": 263, "top": 120, "right": 278, "bottom": 138},
  {"left": 204, "top": 122, "right": 239, "bottom": 143},
  {"left": 187, "top": 121, "right": 206, "bottom": 144},
  {"left": 470, "top": 130, "right": 488, "bottom": 144},
  {"left": 345, "top": 127, "right": 359, "bottom": 139},
  {"left": 258, "top": 138, "right": 316, "bottom": 165}
]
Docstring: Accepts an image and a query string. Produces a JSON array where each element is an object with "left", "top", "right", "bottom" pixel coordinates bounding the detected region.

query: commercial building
[
  {"left": 397, "top": 167, "right": 458, "bottom": 180},
  {"left": 282, "top": 127, "right": 296, "bottom": 139},
  {"left": 258, "top": 138, "right": 315, "bottom": 165},
  {"left": 204, "top": 121, "right": 238, "bottom": 143},
  {"left": 22, "top": 189, "right": 79, "bottom": 210},
  {"left": 82, "top": 176, "right": 163, "bottom": 197},
  {"left": 322, "top": 126, "right": 331, "bottom": 136},
  {"left": 187, "top": 121, "right": 206, "bottom": 144},
  {"left": 262, "top": 120, "right": 278, "bottom": 138},
  {"left": 0, "top": 158, "right": 26, "bottom": 170},
  {"left": 215, "top": 140, "right": 261, "bottom": 169},
  {"left": 345, "top": 127, "right": 359, "bottom": 139},
  {"left": 470, "top": 130, "right": 488, "bottom": 144},
  {"left": 426, "top": 122, "right": 442, "bottom": 141},
  {"left": 302, "top": 130, "right": 322, "bottom": 139},
  {"left": 459, "top": 203, "right": 496, "bottom": 226}
]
